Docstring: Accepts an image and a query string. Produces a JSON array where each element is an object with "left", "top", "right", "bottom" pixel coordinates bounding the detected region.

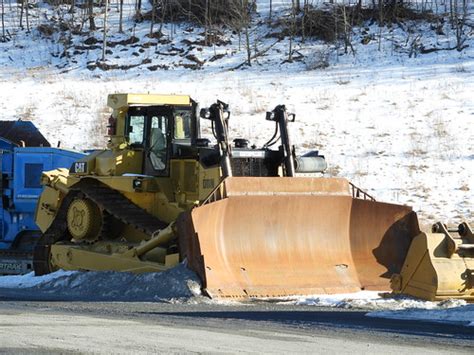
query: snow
[
  {"left": 0, "top": 0, "right": 472, "bottom": 328},
  {"left": 1, "top": 60, "right": 470, "bottom": 225},
  {"left": 0, "top": 1, "right": 471, "bottom": 225},
  {"left": 257, "top": 290, "right": 474, "bottom": 327},
  {"left": 260, "top": 290, "right": 467, "bottom": 311},
  {"left": 3, "top": 270, "right": 473, "bottom": 327},
  {"left": 0, "top": 265, "right": 203, "bottom": 302},
  {"left": 0, "top": 270, "right": 76, "bottom": 289}
]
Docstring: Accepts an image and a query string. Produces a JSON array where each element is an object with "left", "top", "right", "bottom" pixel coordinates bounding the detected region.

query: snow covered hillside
[{"left": 0, "top": 1, "right": 472, "bottom": 225}]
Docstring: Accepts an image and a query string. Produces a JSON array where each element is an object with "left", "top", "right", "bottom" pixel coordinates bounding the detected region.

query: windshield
[
  {"left": 127, "top": 115, "right": 145, "bottom": 145},
  {"left": 174, "top": 109, "right": 192, "bottom": 140}
]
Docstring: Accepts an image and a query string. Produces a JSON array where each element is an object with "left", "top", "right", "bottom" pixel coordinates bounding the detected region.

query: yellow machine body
[
  {"left": 391, "top": 222, "right": 474, "bottom": 301},
  {"left": 34, "top": 93, "right": 220, "bottom": 275},
  {"left": 33, "top": 93, "right": 470, "bottom": 301}
]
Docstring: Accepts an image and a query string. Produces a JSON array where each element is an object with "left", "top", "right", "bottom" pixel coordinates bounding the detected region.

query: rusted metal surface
[
  {"left": 350, "top": 199, "right": 419, "bottom": 290},
  {"left": 178, "top": 177, "right": 420, "bottom": 299}
]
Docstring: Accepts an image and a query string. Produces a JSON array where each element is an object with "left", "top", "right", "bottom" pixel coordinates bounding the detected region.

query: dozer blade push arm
[
  {"left": 265, "top": 106, "right": 327, "bottom": 175},
  {"left": 49, "top": 224, "right": 178, "bottom": 273},
  {"left": 200, "top": 101, "right": 233, "bottom": 178},
  {"left": 266, "top": 106, "right": 296, "bottom": 177}
]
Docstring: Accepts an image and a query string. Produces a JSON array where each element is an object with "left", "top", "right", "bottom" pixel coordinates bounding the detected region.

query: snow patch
[
  {"left": 0, "top": 270, "right": 76, "bottom": 289},
  {"left": 0, "top": 265, "right": 203, "bottom": 302},
  {"left": 273, "top": 290, "right": 473, "bottom": 327},
  {"left": 267, "top": 291, "right": 467, "bottom": 311}
]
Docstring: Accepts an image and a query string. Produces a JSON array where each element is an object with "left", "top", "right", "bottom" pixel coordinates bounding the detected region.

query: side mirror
[
  {"left": 266, "top": 112, "right": 275, "bottom": 121},
  {"left": 200, "top": 108, "right": 211, "bottom": 119}
]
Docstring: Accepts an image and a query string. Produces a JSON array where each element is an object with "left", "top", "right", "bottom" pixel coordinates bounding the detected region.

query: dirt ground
[{"left": 0, "top": 301, "right": 472, "bottom": 354}]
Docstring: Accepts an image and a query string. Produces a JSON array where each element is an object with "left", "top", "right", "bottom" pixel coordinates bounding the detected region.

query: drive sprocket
[{"left": 67, "top": 198, "right": 102, "bottom": 242}]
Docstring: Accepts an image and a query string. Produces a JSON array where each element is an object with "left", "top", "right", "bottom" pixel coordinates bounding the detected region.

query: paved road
[{"left": 0, "top": 301, "right": 472, "bottom": 354}]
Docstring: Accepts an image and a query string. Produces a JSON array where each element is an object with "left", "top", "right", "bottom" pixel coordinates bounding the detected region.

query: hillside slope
[{"left": 0, "top": 1, "right": 472, "bottom": 225}]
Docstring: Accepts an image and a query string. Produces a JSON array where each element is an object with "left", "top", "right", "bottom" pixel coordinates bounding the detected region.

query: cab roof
[{"left": 107, "top": 94, "right": 192, "bottom": 109}]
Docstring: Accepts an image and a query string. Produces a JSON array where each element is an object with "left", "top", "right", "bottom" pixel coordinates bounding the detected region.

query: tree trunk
[
  {"left": 69, "top": 0, "right": 75, "bottom": 14},
  {"left": 136, "top": 0, "right": 142, "bottom": 18},
  {"left": 102, "top": 0, "right": 108, "bottom": 61},
  {"left": 119, "top": 0, "right": 124, "bottom": 33},
  {"left": 293, "top": 0, "right": 300, "bottom": 12},
  {"left": 245, "top": 26, "right": 251, "bottom": 66},
  {"left": 158, "top": 0, "right": 165, "bottom": 35},
  {"left": 19, "top": 0, "right": 24, "bottom": 30},
  {"left": 1, "top": 0, "right": 5, "bottom": 40},
  {"left": 204, "top": 0, "right": 209, "bottom": 45},
  {"left": 25, "top": 0, "right": 30, "bottom": 33},
  {"left": 150, "top": 0, "right": 156, "bottom": 35},
  {"left": 288, "top": 0, "right": 297, "bottom": 61},
  {"left": 188, "top": 0, "right": 191, "bottom": 22},
  {"left": 89, "top": 0, "right": 96, "bottom": 31}
]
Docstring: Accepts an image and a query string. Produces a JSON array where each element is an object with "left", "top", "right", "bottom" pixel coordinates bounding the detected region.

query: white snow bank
[
  {"left": 275, "top": 290, "right": 473, "bottom": 327},
  {"left": 368, "top": 305, "right": 474, "bottom": 327},
  {"left": 0, "top": 270, "right": 76, "bottom": 289},
  {"left": 0, "top": 265, "right": 202, "bottom": 302},
  {"left": 271, "top": 290, "right": 467, "bottom": 311}
]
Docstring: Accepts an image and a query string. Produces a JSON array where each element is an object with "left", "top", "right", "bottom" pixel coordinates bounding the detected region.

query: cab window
[
  {"left": 174, "top": 110, "right": 192, "bottom": 139},
  {"left": 127, "top": 115, "right": 145, "bottom": 145},
  {"left": 149, "top": 115, "right": 168, "bottom": 171}
]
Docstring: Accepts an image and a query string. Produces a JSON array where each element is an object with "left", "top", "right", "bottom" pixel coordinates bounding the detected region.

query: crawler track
[{"left": 33, "top": 180, "right": 168, "bottom": 275}]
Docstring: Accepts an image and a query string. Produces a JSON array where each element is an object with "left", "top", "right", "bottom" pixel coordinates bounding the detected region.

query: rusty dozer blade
[{"left": 178, "top": 177, "right": 420, "bottom": 299}]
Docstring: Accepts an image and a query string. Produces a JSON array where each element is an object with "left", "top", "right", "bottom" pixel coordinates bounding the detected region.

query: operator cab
[{"left": 124, "top": 103, "right": 198, "bottom": 176}]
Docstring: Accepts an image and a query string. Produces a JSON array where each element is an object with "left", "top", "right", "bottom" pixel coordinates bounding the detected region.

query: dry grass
[
  {"left": 325, "top": 164, "right": 342, "bottom": 177},
  {"left": 90, "top": 105, "right": 110, "bottom": 149},
  {"left": 17, "top": 104, "right": 37, "bottom": 121},
  {"left": 305, "top": 48, "right": 330, "bottom": 70}
]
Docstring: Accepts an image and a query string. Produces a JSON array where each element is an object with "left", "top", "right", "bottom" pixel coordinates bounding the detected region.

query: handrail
[
  {"left": 349, "top": 182, "right": 376, "bottom": 201},
  {"left": 202, "top": 179, "right": 376, "bottom": 204},
  {"left": 201, "top": 179, "right": 227, "bottom": 206}
]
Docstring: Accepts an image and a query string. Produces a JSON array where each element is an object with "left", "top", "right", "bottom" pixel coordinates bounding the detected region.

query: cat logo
[{"left": 74, "top": 162, "right": 87, "bottom": 173}]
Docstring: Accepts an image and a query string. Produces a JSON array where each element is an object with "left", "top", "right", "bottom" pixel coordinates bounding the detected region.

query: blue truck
[{"left": 0, "top": 121, "right": 83, "bottom": 274}]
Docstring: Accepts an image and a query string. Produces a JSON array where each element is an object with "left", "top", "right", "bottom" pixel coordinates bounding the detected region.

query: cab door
[{"left": 143, "top": 107, "right": 173, "bottom": 177}]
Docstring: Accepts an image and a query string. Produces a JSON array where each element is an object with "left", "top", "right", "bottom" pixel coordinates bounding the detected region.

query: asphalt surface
[{"left": 0, "top": 300, "right": 472, "bottom": 354}]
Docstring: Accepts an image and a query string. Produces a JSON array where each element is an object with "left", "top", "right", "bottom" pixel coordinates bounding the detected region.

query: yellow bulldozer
[{"left": 33, "top": 93, "right": 473, "bottom": 301}]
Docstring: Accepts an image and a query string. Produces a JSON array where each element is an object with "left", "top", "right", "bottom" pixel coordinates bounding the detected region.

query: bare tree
[
  {"left": 452, "top": 0, "right": 468, "bottom": 51},
  {"left": 119, "top": 0, "right": 124, "bottom": 33},
  {"left": 226, "top": 0, "right": 253, "bottom": 65},
  {"left": 19, "top": 0, "right": 24, "bottom": 29},
  {"left": 294, "top": 0, "right": 301, "bottom": 12},
  {"left": 288, "top": 1, "right": 298, "bottom": 62},
  {"left": 341, "top": 3, "right": 354, "bottom": 55},
  {"left": 150, "top": 0, "right": 156, "bottom": 35},
  {"left": 204, "top": 0, "right": 209, "bottom": 45},
  {"left": 25, "top": 0, "right": 30, "bottom": 33},
  {"left": 1, "top": 0, "right": 5, "bottom": 41},
  {"left": 88, "top": 0, "right": 96, "bottom": 31},
  {"left": 102, "top": 0, "right": 109, "bottom": 61},
  {"left": 136, "top": 0, "right": 143, "bottom": 19}
]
